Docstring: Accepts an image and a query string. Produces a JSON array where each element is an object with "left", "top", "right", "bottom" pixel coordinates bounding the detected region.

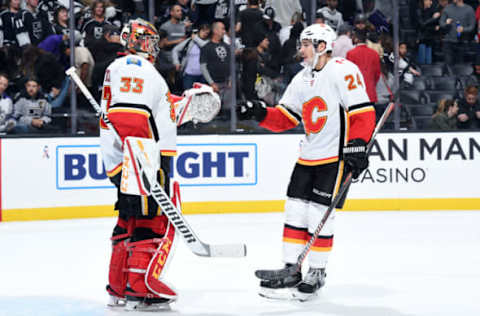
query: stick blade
[
  {"left": 255, "top": 264, "right": 300, "bottom": 280},
  {"left": 205, "top": 243, "right": 247, "bottom": 257}
]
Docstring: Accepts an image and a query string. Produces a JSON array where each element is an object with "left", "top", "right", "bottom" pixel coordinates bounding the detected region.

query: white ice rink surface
[{"left": 1, "top": 211, "right": 480, "bottom": 316}]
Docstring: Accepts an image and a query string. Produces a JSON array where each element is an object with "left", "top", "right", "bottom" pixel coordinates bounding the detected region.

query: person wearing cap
[
  {"left": 90, "top": 24, "right": 123, "bottom": 64},
  {"left": 332, "top": 23, "right": 353, "bottom": 58},
  {"left": 254, "top": 6, "right": 282, "bottom": 74},
  {"left": 90, "top": 24, "right": 124, "bottom": 100},
  {"left": 352, "top": 13, "right": 375, "bottom": 33},
  {"left": 317, "top": 0, "right": 344, "bottom": 31},
  {"left": 264, "top": 0, "right": 302, "bottom": 27}
]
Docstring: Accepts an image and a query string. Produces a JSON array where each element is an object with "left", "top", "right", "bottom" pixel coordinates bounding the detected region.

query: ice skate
[
  {"left": 106, "top": 285, "right": 126, "bottom": 307},
  {"left": 258, "top": 264, "right": 302, "bottom": 300},
  {"left": 107, "top": 295, "right": 126, "bottom": 307},
  {"left": 124, "top": 296, "right": 173, "bottom": 311},
  {"left": 293, "top": 268, "right": 326, "bottom": 301}
]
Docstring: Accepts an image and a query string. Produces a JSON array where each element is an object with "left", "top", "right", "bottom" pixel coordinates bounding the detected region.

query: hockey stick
[
  {"left": 255, "top": 102, "right": 395, "bottom": 280},
  {"left": 66, "top": 67, "right": 247, "bottom": 257}
]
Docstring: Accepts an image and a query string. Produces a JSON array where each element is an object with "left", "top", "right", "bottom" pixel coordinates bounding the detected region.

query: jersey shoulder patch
[{"left": 126, "top": 56, "right": 142, "bottom": 67}]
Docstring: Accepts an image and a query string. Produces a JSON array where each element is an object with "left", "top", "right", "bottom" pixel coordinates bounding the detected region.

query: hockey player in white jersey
[
  {"left": 237, "top": 23, "right": 376, "bottom": 300},
  {"left": 100, "top": 18, "right": 178, "bottom": 311}
]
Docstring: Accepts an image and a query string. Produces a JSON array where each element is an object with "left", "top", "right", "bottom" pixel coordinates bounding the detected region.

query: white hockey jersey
[
  {"left": 276, "top": 57, "right": 373, "bottom": 166},
  {"left": 100, "top": 54, "right": 177, "bottom": 177}
]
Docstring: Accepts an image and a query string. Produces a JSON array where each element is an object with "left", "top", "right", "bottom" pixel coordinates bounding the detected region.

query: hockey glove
[
  {"left": 236, "top": 100, "right": 267, "bottom": 121},
  {"left": 343, "top": 138, "right": 369, "bottom": 180}
]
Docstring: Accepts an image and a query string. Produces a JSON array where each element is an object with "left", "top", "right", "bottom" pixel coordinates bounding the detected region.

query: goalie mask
[
  {"left": 300, "top": 23, "right": 336, "bottom": 69},
  {"left": 121, "top": 18, "right": 160, "bottom": 62}
]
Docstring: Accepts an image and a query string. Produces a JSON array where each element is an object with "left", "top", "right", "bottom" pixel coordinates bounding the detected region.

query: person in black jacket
[
  {"left": 17, "top": 0, "right": 54, "bottom": 46},
  {"left": 416, "top": 0, "right": 441, "bottom": 64},
  {"left": 254, "top": 7, "right": 282, "bottom": 74},
  {"left": 280, "top": 21, "right": 304, "bottom": 86}
]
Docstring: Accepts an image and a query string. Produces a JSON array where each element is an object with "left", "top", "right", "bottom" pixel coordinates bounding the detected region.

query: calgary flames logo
[{"left": 302, "top": 97, "right": 328, "bottom": 136}]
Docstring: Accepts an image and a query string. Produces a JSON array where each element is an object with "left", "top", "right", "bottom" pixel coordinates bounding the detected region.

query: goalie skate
[
  {"left": 107, "top": 294, "right": 126, "bottom": 307},
  {"left": 124, "top": 297, "right": 173, "bottom": 312}
]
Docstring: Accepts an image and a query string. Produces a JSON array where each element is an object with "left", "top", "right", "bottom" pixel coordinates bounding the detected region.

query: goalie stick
[
  {"left": 255, "top": 102, "right": 395, "bottom": 280},
  {"left": 66, "top": 67, "right": 246, "bottom": 258}
]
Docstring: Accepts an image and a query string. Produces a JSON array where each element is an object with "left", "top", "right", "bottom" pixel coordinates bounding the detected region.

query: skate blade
[
  {"left": 291, "top": 289, "right": 319, "bottom": 302},
  {"left": 107, "top": 296, "right": 126, "bottom": 307},
  {"left": 124, "top": 301, "right": 171, "bottom": 312},
  {"left": 258, "top": 287, "right": 296, "bottom": 301}
]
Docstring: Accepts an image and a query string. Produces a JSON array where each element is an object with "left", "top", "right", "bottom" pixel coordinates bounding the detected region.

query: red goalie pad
[
  {"left": 125, "top": 218, "right": 177, "bottom": 300},
  {"left": 107, "top": 239, "right": 129, "bottom": 298},
  {"left": 107, "top": 217, "right": 133, "bottom": 298}
]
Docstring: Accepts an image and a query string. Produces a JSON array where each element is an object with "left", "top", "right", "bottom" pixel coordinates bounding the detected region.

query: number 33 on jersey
[{"left": 100, "top": 54, "right": 177, "bottom": 178}]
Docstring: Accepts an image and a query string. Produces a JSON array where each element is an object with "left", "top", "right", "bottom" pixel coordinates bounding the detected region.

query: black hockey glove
[
  {"left": 343, "top": 138, "right": 369, "bottom": 180},
  {"left": 236, "top": 100, "right": 268, "bottom": 121}
]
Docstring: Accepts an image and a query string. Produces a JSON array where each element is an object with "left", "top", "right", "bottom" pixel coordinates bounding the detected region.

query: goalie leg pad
[
  {"left": 125, "top": 216, "right": 177, "bottom": 300},
  {"left": 107, "top": 217, "right": 134, "bottom": 299}
]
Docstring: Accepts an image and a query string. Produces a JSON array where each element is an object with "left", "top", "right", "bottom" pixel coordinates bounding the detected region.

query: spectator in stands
[
  {"left": 430, "top": 99, "right": 459, "bottom": 130},
  {"left": 278, "top": 11, "right": 303, "bottom": 46},
  {"left": 250, "top": 35, "right": 281, "bottom": 104},
  {"left": 52, "top": 5, "right": 68, "bottom": 35},
  {"left": 191, "top": 0, "right": 217, "bottom": 27},
  {"left": 416, "top": 0, "right": 441, "bottom": 64},
  {"left": 200, "top": 21, "right": 232, "bottom": 118},
  {"left": 255, "top": 7, "right": 282, "bottom": 74},
  {"left": 389, "top": 42, "right": 421, "bottom": 87},
  {"left": 457, "top": 85, "right": 480, "bottom": 129},
  {"left": 317, "top": 0, "right": 344, "bottom": 31},
  {"left": 155, "top": 29, "right": 179, "bottom": 92},
  {"left": 90, "top": 24, "right": 123, "bottom": 63},
  {"left": 280, "top": 21, "right": 303, "bottom": 85},
  {"left": 346, "top": 29, "right": 381, "bottom": 104},
  {"left": 0, "top": 73, "right": 16, "bottom": 133},
  {"left": 38, "top": 0, "right": 57, "bottom": 24},
  {"left": 213, "top": 0, "right": 229, "bottom": 25},
  {"left": 18, "top": 44, "right": 64, "bottom": 101},
  {"left": 475, "top": 0, "right": 480, "bottom": 42},
  {"left": 439, "top": 0, "right": 476, "bottom": 65},
  {"left": 0, "top": 0, "right": 29, "bottom": 47},
  {"left": 176, "top": 0, "right": 194, "bottom": 22},
  {"left": 81, "top": 0, "right": 112, "bottom": 50},
  {"left": 314, "top": 10, "right": 326, "bottom": 24},
  {"left": 264, "top": 0, "right": 302, "bottom": 27},
  {"left": 18, "top": 0, "right": 54, "bottom": 46},
  {"left": 172, "top": 24, "right": 210, "bottom": 90},
  {"left": 352, "top": 13, "right": 375, "bottom": 33},
  {"left": 13, "top": 77, "right": 52, "bottom": 133},
  {"left": 160, "top": 4, "right": 191, "bottom": 61},
  {"left": 91, "top": 24, "right": 123, "bottom": 99},
  {"left": 236, "top": 0, "right": 263, "bottom": 48},
  {"left": 332, "top": 23, "right": 353, "bottom": 58},
  {"left": 64, "top": 40, "right": 95, "bottom": 100}
]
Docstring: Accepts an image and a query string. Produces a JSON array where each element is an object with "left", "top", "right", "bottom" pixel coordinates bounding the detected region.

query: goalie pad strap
[
  {"left": 107, "top": 217, "right": 134, "bottom": 298},
  {"left": 126, "top": 221, "right": 177, "bottom": 300},
  {"left": 108, "top": 240, "right": 129, "bottom": 298}
]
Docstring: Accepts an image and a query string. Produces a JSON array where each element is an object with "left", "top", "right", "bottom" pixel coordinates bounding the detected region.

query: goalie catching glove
[
  {"left": 343, "top": 138, "right": 369, "bottom": 180},
  {"left": 236, "top": 100, "right": 267, "bottom": 121}
]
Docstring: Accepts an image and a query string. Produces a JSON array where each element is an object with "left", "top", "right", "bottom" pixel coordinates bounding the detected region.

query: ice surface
[{"left": 1, "top": 211, "right": 479, "bottom": 316}]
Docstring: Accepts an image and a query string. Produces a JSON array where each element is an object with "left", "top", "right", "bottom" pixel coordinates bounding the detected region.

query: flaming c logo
[{"left": 302, "top": 97, "right": 328, "bottom": 136}]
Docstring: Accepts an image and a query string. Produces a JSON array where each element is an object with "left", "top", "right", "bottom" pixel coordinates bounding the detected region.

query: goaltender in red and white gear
[
  {"left": 238, "top": 23, "right": 376, "bottom": 300},
  {"left": 101, "top": 18, "right": 179, "bottom": 311}
]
